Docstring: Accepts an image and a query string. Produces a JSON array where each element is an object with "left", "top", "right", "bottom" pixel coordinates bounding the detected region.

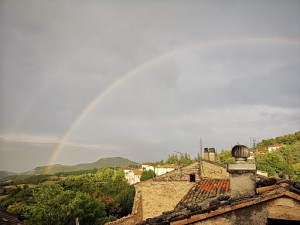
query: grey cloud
[{"left": 1, "top": 0, "right": 300, "bottom": 172}]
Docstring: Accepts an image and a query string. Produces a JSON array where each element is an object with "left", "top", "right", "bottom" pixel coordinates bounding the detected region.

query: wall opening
[{"left": 190, "top": 174, "right": 196, "bottom": 182}]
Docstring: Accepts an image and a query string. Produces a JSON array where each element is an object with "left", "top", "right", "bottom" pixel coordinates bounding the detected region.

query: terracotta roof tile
[{"left": 175, "top": 179, "right": 230, "bottom": 210}]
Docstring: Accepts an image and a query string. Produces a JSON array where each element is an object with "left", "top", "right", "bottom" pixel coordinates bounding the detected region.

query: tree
[
  {"left": 216, "top": 150, "right": 235, "bottom": 165},
  {"left": 140, "top": 170, "right": 156, "bottom": 181},
  {"left": 25, "top": 184, "right": 105, "bottom": 225},
  {"left": 116, "top": 186, "right": 135, "bottom": 217},
  {"left": 256, "top": 153, "right": 293, "bottom": 177}
]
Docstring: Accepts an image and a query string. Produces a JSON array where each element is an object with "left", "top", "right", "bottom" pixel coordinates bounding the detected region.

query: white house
[
  {"left": 267, "top": 144, "right": 285, "bottom": 152},
  {"left": 154, "top": 165, "right": 177, "bottom": 176},
  {"left": 123, "top": 168, "right": 143, "bottom": 185},
  {"left": 141, "top": 162, "right": 155, "bottom": 171}
]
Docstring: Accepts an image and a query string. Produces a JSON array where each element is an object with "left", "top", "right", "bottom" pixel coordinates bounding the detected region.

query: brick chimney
[{"left": 227, "top": 145, "right": 256, "bottom": 200}]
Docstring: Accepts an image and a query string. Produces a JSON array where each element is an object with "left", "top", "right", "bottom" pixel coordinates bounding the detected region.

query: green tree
[
  {"left": 256, "top": 153, "right": 293, "bottom": 177},
  {"left": 116, "top": 186, "right": 135, "bottom": 217},
  {"left": 216, "top": 150, "right": 235, "bottom": 165},
  {"left": 25, "top": 184, "right": 105, "bottom": 225},
  {"left": 140, "top": 170, "right": 156, "bottom": 181}
]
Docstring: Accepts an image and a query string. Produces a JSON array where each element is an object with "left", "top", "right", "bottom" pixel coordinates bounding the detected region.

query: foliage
[
  {"left": 256, "top": 153, "right": 294, "bottom": 177},
  {"left": 0, "top": 168, "right": 135, "bottom": 224},
  {"left": 115, "top": 186, "right": 135, "bottom": 217},
  {"left": 256, "top": 131, "right": 300, "bottom": 149},
  {"left": 96, "top": 215, "right": 118, "bottom": 225},
  {"left": 165, "top": 152, "right": 192, "bottom": 166},
  {"left": 1, "top": 174, "right": 49, "bottom": 185},
  {"left": 24, "top": 184, "right": 105, "bottom": 225},
  {"left": 215, "top": 150, "right": 235, "bottom": 165},
  {"left": 54, "top": 168, "right": 98, "bottom": 176},
  {"left": 140, "top": 170, "right": 156, "bottom": 181}
]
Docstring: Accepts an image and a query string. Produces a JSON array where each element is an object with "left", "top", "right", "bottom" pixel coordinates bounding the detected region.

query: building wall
[
  {"left": 133, "top": 160, "right": 229, "bottom": 221},
  {"left": 107, "top": 161, "right": 229, "bottom": 224},
  {"left": 153, "top": 160, "right": 229, "bottom": 182},
  {"left": 190, "top": 197, "right": 300, "bottom": 225},
  {"left": 136, "top": 181, "right": 194, "bottom": 220}
]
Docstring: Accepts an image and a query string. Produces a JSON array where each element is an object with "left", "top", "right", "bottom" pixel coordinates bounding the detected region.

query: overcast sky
[{"left": 1, "top": 0, "right": 300, "bottom": 173}]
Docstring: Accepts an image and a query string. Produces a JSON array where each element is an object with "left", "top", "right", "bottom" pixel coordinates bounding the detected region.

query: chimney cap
[
  {"left": 209, "top": 148, "right": 215, "bottom": 153},
  {"left": 232, "top": 145, "right": 250, "bottom": 162}
]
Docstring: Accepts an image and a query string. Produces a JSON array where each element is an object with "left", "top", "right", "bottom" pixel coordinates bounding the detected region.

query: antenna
[
  {"left": 250, "top": 137, "right": 259, "bottom": 148},
  {"left": 200, "top": 137, "right": 202, "bottom": 158}
]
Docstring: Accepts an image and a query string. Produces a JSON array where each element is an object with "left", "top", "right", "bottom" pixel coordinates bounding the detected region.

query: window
[{"left": 190, "top": 174, "right": 196, "bottom": 182}]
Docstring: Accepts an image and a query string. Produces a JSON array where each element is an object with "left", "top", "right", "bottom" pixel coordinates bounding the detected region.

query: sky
[{"left": 0, "top": 0, "right": 300, "bottom": 173}]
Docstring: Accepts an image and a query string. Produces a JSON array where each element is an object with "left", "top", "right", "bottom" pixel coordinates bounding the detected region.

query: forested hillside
[
  {"left": 22, "top": 157, "right": 140, "bottom": 175},
  {"left": 0, "top": 169, "right": 134, "bottom": 225},
  {"left": 217, "top": 131, "right": 300, "bottom": 181}
]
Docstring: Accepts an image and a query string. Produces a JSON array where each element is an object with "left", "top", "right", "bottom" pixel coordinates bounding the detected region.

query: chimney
[
  {"left": 227, "top": 145, "right": 256, "bottom": 200},
  {"left": 208, "top": 148, "right": 216, "bottom": 161},
  {"left": 204, "top": 148, "right": 209, "bottom": 160}
]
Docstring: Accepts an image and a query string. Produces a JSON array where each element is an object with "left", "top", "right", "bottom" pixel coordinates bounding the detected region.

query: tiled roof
[
  {"left": 133, "top": 169, "right": 142, "bottom": 175},
  {"left": 175, "top": 179, "right": 230, "bottom": 210},
  {"left": 0, "top": 211, "right": 25, "bottom": 225}
]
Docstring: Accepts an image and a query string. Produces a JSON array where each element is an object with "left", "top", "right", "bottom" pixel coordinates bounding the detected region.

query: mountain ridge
[
  {"left": 0, "top": 171, "right": 18, "bottom": 179},
  {"left": 22, "top": 157, "right": 140, "bottom": 175}
]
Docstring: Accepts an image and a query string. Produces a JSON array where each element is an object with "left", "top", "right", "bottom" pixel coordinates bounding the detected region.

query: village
[{"left": 107, "top": 145, "right": 300, "bottom": 225}]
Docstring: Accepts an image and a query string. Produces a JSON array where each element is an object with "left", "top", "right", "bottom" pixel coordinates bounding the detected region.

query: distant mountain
[
  {"left": 22, "top": 157, "right": 140, "bottom": 175},
  {"left": 0, "top": 171, "right": 18, "bottom": 179}
]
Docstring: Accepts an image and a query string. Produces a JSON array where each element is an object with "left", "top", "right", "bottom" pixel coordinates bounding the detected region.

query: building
[
  {"left": 123, "top": 164, "right": 177, "bottom": 185},
  {"left": 135, "top": 145, "right": 300, "bottom": 225},
  {"left": 106, "top": 156, "right": 228, "bottom": 225},
  {"left": 142, "top": 163, "right": 177, "bottom": 176},
  {"left": 123, "top": 168, "right": 143, "bottom": 185},
  {"left": 268, "top": 144, "right": 285, "bottom": 152}
]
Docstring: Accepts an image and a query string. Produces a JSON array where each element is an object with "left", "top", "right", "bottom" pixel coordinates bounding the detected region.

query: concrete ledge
[{"left": 227, "top": 163, "right": 256, "bottom": 172}]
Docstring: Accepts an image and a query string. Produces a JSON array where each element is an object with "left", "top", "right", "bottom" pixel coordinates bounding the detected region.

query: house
[
  {"left": 268, "top": 144, "right": 285, "bottom": 152},
  {"left": 135, "top": 145, "right": 300, "bottom": 225},
  {"left": 106, "top": 155, "right": 229, "bottom": 225},
  {"left": 0, "top": 211, "right": 26, "bottom": 225},
  {"left": 123, "top": 169, "right": 143, "bottom": 185},
  {"left": 141, "top": 163, "right": 155, "bottom": 172},
  {"left": 153, "top": 165, "right": 177, "bottom": 176}
]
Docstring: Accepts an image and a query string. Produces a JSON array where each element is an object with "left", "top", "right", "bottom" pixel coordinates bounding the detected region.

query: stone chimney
[
  {"left": 208, "top": 148, "right": 215, "bottom": 161},
  {"left": 227, "top": 145, "right": 256, "bottom": 200},
  {"left": 204, "top": 148, "right": 209, "bottom": 161}
]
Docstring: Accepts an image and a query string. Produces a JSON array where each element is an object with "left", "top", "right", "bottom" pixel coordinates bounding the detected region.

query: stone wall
[
  {"left": 137, "top": 181, "right": 194, "bottom": 220},
  {"left": 190, "top": 197, "right": 300, "bottom": 225}
]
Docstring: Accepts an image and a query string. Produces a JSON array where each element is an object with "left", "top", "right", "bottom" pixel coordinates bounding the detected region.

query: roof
[
  {"left": 268, "top": 144, "right": 285, "bottom": 148},
  {"left": 0, "top": 211, "right": 25, "bottom": 225},
  {"left": 156, "top": 165, "right": 177, "bottom": 169},
  {"left": 137, "top": 178, "right": 300, "bottom": 225},
  {"left": 133, "top": 169, "right": 142, "bottom": 175},
  {"left": 175, "top": 179, "right": 230, "bottom": 210}
]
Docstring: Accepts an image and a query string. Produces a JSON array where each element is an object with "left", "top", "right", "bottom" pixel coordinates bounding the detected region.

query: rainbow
[{"left": 44, "top": 37, "right": 300, "bottom": 173}]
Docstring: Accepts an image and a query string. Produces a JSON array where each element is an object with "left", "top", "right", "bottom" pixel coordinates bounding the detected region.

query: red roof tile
[{"left": 175, "top": 179, "right": 230, "bottom": 209}]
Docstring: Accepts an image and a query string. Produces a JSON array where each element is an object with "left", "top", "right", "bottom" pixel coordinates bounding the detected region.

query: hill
[
  {"left": 0, "top": 171, "right": 18, "bottom": 179},
  {"left": 22, "top": 157, "right": 140, "bottom": 175}
]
